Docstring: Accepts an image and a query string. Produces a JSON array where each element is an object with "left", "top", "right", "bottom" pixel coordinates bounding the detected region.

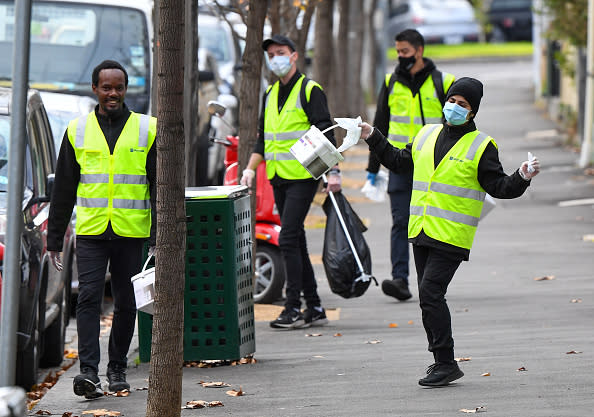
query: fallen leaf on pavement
[
  {"left": 455, "top": 357, "right": 472, "bottom": 362},
  {"left": 517, "top": 366, "right": 527, "bottom": 371},
  {"left": 34, "top": 410, "right": 51, "bottom": 415},
  {"left": 571, "top": 298, "right": 582, "bottom": 303},
  {"left": 365, "top": 339, "right": 382, "bottom": 344},
  {"left": 566, "top": 350, "right": 582, "bottom": 354},
  {"left": 62, "top": 413, "right": 73, "bottom": 417},
  {"left": 460, "top": 406, "right": 487, "bottom": 413},
  {"left": 388, "top": 323, "right": 398, "bottom": 328},
  {"left": 408, "top": 320, "right": 414, "bottom": 325},
  {"left": 481, "top": 372, "right": 490, "bottom": 377},
  {"left": 313, "top": 355, "right": 324, "bottom": 358},
  {"left": 534, "top": 275, "right": 555, "bottom": 281},
  {"left": 64, "top": 349, "right": 78, "bottom": 359},
  {"left": 334, "top": 333, "right": 342, "bottom": 337},
  {"left": 199, "top": 381, "right": 231, "bottom": 388},
  {"left": 208, "top": 401, "right": 224, "bottom": 407},
  {"left": 182, "top": 401, "right": 207, "bottom": 409},
  {"left": 135, "top": 386, "right": 148, "bottom": 391},
  {"left": 82, "top": 409, "right": 121, "bottom": 416},
  {"left": 305, "top": 333, "right": 323, "bottom": 337},
  {"left": 226, "top": 387, "right": 244, "bottom": 397}
]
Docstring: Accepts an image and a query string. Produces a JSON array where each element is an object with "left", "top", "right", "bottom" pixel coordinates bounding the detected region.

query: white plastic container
[
  {"left": 290, "top": 126, "right": 344, "bottom": 180},
  {"left": 131, "top": 256, "right": 155, "bottom": 315}
]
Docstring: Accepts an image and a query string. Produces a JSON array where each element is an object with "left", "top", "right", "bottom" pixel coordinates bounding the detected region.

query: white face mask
[{"left": 268, "top": 54, "right": 293, "bottom": 77}]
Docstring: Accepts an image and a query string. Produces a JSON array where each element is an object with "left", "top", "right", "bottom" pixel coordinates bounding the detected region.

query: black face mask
[{"left": 398, "top": 55, "right": 417, "bottom": 72}]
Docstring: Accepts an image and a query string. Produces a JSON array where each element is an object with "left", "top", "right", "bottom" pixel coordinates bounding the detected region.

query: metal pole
[
  {"left": 0, "top": 0, "right": 32, "bottom": 387},
  {"left": 579, "top": 0, "right": 594, "bottom": 168}
]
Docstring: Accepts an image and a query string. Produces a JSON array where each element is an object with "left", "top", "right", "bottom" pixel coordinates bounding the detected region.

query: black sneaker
[
  {"left": 381, "top": 278, "right": 412, "bottom": 301},
  {"left": 73, "top": 368, "right": 103, "bottom": 399},
  {"left": 107, "top": 363, "right": 130, "bottom": 392},
  {"left": 270, "top": 308, "right": 307, "bottom": 329},
  {"left": 303, "top": 307, "right": 329, "bottom": 327},
  {"left": 418, "top": 362, "right": 464, "bottom": 387}
]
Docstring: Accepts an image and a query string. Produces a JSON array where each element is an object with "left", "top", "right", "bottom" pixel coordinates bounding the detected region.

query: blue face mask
[
  {"left": 268, "top": 54, "right": 292, "bottom": 77},
  {"left": 443, "top": 101, "right": 470, "bottom": 126}
]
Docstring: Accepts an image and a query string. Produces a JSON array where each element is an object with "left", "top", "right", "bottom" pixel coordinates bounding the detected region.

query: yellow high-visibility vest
[
  {"left": 68, "top": 111, "right": 156, "bottom": 237},
  {"left": 386, "top": 71, "right": 455, "bottom": 149},
  {"left": 408, "top": 124, "right": 496, "bottom": 249},
  {"left": 263, "top": 74, "right": 320, "bottom": 180}
]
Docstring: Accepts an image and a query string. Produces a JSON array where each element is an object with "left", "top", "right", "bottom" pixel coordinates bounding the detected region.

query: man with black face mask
[{"left": 366, "top": 29, "right": 455, "bottom": 302}]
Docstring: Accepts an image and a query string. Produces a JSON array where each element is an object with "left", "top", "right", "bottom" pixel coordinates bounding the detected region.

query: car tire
[
  {"left": 16, "top": 301, "right": 40, "bottom": 391},
  {"left": 253, "top": 243, "right": 285, "bottom": 304},
  {"left": 40, "top": 280, "right": 68, "bottom": 367}
]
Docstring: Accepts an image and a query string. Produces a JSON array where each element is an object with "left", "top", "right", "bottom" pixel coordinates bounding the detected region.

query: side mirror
[
  {"left": 199, "top": 70, "right": 215, "bottom": 82},
  {"left": 207, "top": 101, "right": 227, "bottom": 117},
  {"left": 46, "top": 173, "right": 55, "bottom": 200}
]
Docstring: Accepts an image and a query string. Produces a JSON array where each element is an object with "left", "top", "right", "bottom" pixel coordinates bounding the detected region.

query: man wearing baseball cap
[
  {"left": 241, "top": 35, "right": 338, "bottom": 329},
  {"left": 359, "top": 77, "right": 541, "bottom": 386}
]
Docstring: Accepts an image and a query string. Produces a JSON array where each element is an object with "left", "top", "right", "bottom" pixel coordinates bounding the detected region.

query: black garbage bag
[{"left": 322, "top": 191, "right": 376, "bottom": 298}]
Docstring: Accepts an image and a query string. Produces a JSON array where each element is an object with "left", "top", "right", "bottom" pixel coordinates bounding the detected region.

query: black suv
[
  {"left": 488, "top": 0, "right": 533, "bottom": 42},
  {"left": 0, "top": 88, "right": 73, "bottom": 390}
]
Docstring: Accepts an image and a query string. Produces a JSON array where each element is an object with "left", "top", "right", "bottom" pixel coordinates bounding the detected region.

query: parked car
[
  {"left": 0, "top": 88, "right": 73, "bottom": 390},
  {"left": 386, "top": 0, "right": 480, "bottom": 44},
  {"left": 487, "top": 0, "right": 533, "bottom": 42},
  {"left": 0, "top": 0, "right": 153, "bottom": 114}
]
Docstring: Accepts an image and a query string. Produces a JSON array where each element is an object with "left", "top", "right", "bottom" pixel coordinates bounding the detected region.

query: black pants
[
  {"left": 76, "top": 237, "right": 143, "bottom": 374},
  {"left": 413, "top": 244, "right": 462, "bottom": 363},
  {"left": 273, "top": 180, "right": 320, "bottom": 310}
]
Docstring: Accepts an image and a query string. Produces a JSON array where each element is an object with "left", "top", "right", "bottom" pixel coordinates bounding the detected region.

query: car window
[
  {"left": 198, "top": 24, "right": 231, "bottom": 63},
  {"left": 27, "top": 110, "right": 47, "bottom": 197},
  {"left": 490, "top": 0, "right": 532, "bottom": 10},
  {"left": 0, "top": 116, "right": 8, "bottom": 190},
  {"left": 0, "top": 2, "right": 150, "bottom": 98}
]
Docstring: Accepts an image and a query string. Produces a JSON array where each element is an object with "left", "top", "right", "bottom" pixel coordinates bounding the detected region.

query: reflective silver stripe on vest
[
  {"left": 430, "top": 181, "right": 486, "bottom": 201},
  {"left": 295, "top": 84, "right": 303, "bottom": 110},
  {"left": 411, "top": 204, "right": 479, "bottom": 227},
  {"left": 425, "top": 205, "right": 480, "bottom": 227},
  {"left": 415, "top": 124, "right": 441, "bottom": 151},
  {"left": 388, "top": 133, "right": 409, "bottom": 144},
  {"left": 264, "top": 152, "right": 295, "bottom": 161},
  {"left": 75, "top": 114, "right": 88, "bottom": 147},
  {"left": 113, "top": 199, "right": 151, "bottom": 210},
  {"left": 390, "top": 115, "right": 410, "bottom": 124},
  {"left": 412, "top": 180, "right": 429, "bottom": 192},
  {"left": 77, "top": 197, "right": 108, "bottom": 208},
  {"left": 425, "top": 117, "right": 443, "bottom": 124},
  {"left": 264, "top": 130, "right": 309, "bottom": 141},
  {"left": 113, "top": 174, "right": 148, "bottom": 185},
  {"left": 138, "top": 114, "right": 151, "bottom": 147},
  {"left": 80, "top": 174, "right": 109, "bottom": 184},
  {"left": 466, "top": 132, "right": 489, "bottom": 160}
]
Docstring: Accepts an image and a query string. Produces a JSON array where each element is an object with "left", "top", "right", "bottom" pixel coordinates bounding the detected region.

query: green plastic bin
[{"left": 138, "top": 185, "right": 255, "bottom": 362}]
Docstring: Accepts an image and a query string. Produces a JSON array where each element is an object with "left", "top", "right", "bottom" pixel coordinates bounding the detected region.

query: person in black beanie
[{"left": 358, "top": 76, "right": 541, "bottom": 387}]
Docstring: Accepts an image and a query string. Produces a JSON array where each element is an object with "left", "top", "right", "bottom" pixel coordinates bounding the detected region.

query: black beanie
[{"left": 445, "top": 77, "right": 483, "bottom": 114}]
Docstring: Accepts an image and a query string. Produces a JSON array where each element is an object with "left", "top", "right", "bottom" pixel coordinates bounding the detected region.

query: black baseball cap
[{"left": 262, "top": 34, "right": 296, "bottom": 52}]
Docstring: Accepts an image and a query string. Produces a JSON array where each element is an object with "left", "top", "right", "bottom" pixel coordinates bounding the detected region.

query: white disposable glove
[
  {"left": 49, "top": 251, "right": 63, "bottom": 271},
  {"left": 361, "top": 170, "right": 388, "bottom": 202},
  {"left": 518, "top": 152, "right": 540, "bottom": 180},
  {"left": 335, "top": 116, "right": 362, "bottom": 152},
  {"left": 323, "top": 170, "right": 342, "bottom": 193},
  {"left": 240, "top": 168, "right": 255, "bottom": 188}
]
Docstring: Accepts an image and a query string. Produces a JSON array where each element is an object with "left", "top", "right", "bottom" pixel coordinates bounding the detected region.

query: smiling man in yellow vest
[
  {"left": 367, "top": 29, "right": 455, "bottom": 302},
  {"left": 241, "top": 35, "right": 339, "bottom": 330},
  {"left": 48, "top": 60, "right": 156, "bottom": 398},
  {"left": 359, "top": 77, "right": 540, "bottom": 386}
]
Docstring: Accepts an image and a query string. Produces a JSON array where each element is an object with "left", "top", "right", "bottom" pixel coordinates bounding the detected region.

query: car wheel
[
  {"left": 16, "top": 302, "right": 40, "bottom": 391},
  {"left": 253, "top": 243, "right": 285, "bottom": 304},
  {"left": 40, "top": 281, "right": 68, "bottom": 367}
]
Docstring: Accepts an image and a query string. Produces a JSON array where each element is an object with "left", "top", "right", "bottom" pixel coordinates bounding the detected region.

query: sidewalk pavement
[{"left": 31, "top": 63, "right": 594, "bottom": 416}]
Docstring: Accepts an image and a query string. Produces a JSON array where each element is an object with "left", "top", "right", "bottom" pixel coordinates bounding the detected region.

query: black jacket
[
  {"left": 365, "top": 122, "right": 530, "bottom": 260},
  {"left": 47, "top": 104, "right": 156, "bottom": 252},
  {"left": 253, "top": 70, "right": 335, "bottom": 185}
]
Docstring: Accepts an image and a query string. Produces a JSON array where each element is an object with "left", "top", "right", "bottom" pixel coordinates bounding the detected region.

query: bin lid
[{"left": 185, "top": 185, "right": 248, "bottom": 200}]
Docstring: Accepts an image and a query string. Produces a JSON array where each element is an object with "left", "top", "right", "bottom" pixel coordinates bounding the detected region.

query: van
[{"left": 0, "top": 0, "right": 153, "bottom": 114}]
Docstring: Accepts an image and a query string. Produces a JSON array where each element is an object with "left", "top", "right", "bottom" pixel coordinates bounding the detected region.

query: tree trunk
[
  {"left": 331, "top": 0, "right": 349, "bottom": 145},
  {"left": 347, "top": 0, "right": 365, "bottom": 117},
  {"left": 184, "top": 0, "right": 198, "bottom": 186},
  {"left": 146, "top": 0, "right": 186, "bottom": 416},
  {"left": 313, "top": 0, "right": 334, "bottom": 96}
]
